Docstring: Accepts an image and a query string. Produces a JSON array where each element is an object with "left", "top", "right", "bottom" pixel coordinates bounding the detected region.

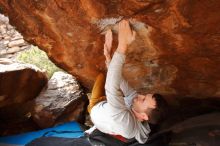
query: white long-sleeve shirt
[{"left": 90, "top": 52, "right": 150, "bottom": 144}]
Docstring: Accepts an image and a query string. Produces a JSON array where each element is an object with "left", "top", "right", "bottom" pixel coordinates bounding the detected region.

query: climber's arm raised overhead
[{"left": 105, "top": 20, "right": 136, "bottom": 110}]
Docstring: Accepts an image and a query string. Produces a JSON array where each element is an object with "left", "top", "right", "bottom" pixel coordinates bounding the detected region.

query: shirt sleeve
[
  {"left": 120, "top": 77, "right": 137, "bottom": 108},
  {"left": 105, "top": 52, "right": 127, "bottom": 110},
  {"left": 120, "top": 77, "right": 137, "bottom": 97}
]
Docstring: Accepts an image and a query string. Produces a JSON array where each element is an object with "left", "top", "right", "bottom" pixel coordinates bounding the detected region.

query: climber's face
[{"left": 132, "top": 94, "right": 156, "bottom": 121}]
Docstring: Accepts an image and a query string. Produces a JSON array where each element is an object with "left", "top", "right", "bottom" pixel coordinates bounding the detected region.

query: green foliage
[{"left": 16, "top": 46, "right": 63, "bottom": 78}]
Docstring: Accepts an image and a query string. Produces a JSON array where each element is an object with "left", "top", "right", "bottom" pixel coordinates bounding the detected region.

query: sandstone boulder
[
  {"left": 0, "top": 59, "right": 47, "bottom": 135},
  {"left": 32, "top": 71, "right": 88, "bottom": 128},
  {"left": 0, "top": 0, "right": 219, "bottom": 100},
  {"left": 0, "top": 58, "right": 48, "bottom": 108}
]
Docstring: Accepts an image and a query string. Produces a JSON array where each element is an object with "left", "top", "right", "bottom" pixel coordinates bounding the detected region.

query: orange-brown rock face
[{"left": 0, "top": 0, "right": 219, "bottom": 99}]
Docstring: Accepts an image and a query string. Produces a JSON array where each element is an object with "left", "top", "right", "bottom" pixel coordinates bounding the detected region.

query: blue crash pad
[{"left": 0, "top": 121, "right": 84, "bottom": 146}]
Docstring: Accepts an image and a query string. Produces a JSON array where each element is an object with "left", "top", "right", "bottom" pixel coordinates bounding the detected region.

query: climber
[
  {"left": 25, "top": 20, "right": 168, "bottom": 146},
  {"left": 87, "top": 20, "right": 168, "bottom": 145}
]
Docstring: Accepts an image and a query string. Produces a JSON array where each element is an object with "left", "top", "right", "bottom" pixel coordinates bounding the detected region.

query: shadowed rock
[
  {"left": 0, "top": 58, "right": 47, "bottom": 135},
  {"left": 149, "top": 112, "right": 220, "bottom": 146},
  {"left": 0, "top": 58, "right": 48, "bottom": 108}
]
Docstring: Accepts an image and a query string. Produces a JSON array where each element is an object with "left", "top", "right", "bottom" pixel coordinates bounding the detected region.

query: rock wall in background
[
  {"left": 0, "top": 0, "right": 219, "bottom": 100},
  {"left": 0, "top": 14, "right": 31, "bottom": 59}
]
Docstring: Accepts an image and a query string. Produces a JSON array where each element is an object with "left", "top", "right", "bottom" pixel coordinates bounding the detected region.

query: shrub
[{"left": 16, "top": 46, "right": 63, "bottom": 78}]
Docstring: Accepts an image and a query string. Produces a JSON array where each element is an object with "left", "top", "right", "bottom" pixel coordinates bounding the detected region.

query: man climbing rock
[
  {"left": 87, "top": 20, "right": 168, "bottom": 145},
  {"left": 26, "top": 20, "right": 168, "bottom": 146}
]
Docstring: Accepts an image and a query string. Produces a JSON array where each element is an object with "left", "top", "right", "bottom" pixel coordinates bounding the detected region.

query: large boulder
[
  {"left": 32, "top": 71, "right": 88, "bottom": 128},
  {"left": 0, "top": 58, "right": 47, "bottom": 136},
  {"left": 169, "top": 112, "right": 220, "bottom": 146},
  {"left": 0, "top": 0, "right": 219, "bottom": 99},
  {"left": 0, "top": 58, "right": 48, "bottom": 108}
]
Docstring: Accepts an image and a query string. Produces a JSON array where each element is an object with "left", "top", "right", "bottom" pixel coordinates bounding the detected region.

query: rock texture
[
  {"left": 0, "top": 0, "right": 219, "bottom": 99},
  {"left": 0, "top": 59, "right": 47, "bottom": 135},
  {"left": 163, "top": 113, "right": 220, "bottom": 146},
  {"left": 0, "top": 14, "right": 31, "bottom": 59},
  {"left": 0, "top": 63, "right": 88, "bottom": 135},
  {"left": 0, "top": 59, "right": 48, "bottom": 108},
  {"left": 32, "top": 71, "right": 88, "bottom": 128}
]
